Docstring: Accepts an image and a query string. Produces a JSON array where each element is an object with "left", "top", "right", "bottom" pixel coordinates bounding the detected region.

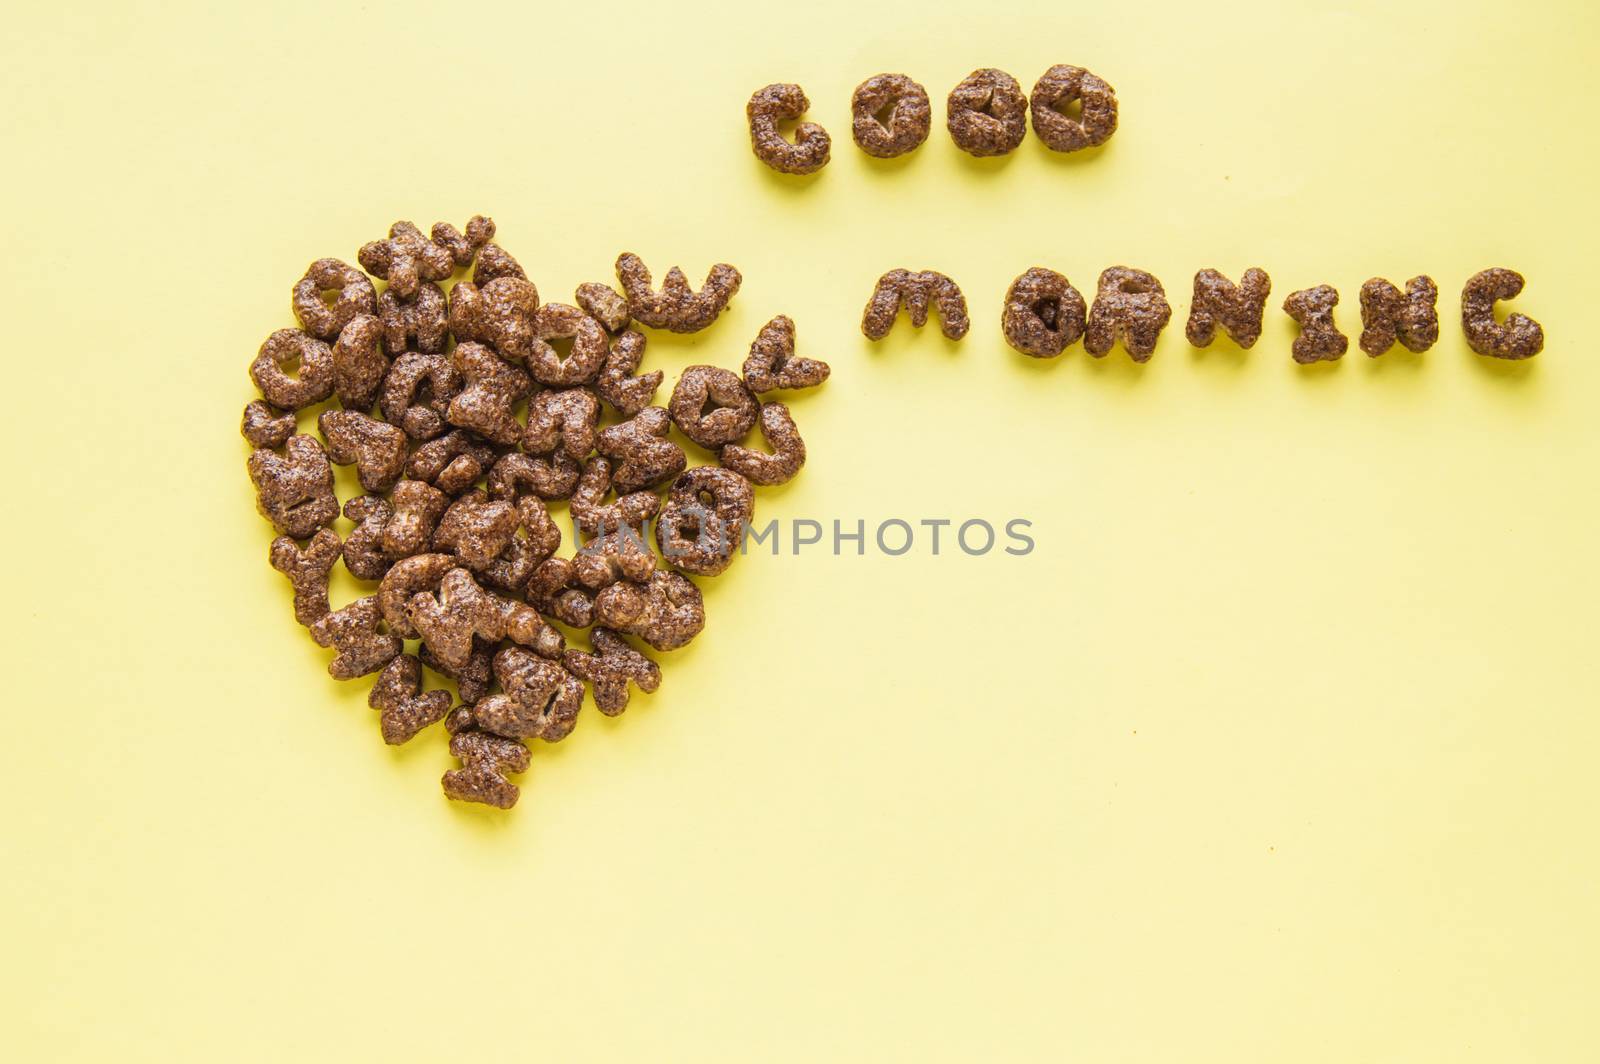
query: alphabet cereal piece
[
  {"left": 378, "top": 282, "right": 448, "bottom": 355},
  {"left": 1358, "top": 275, "right": 1439, "bottom": 356},
  {"left": 330, "top": 313, "right": 389, "bottom": 410},
  {"left": 269, "top": 528, "right": 342, "bottom": 626},
  {"left": 655, "top": 467, "right": 755, "bottom": 577},
  {"left": 408, "top": 567, "right": 561, "bottom": 672},
  {"left": 292, "top": 258, "right": 377, "bottom": 341},
  {"left": 341, "top": 495, "right": 394, "bottom": 581},
  {"left": 318, "top": 409, "right": 408, "bottom": 494},
  {"left": 575, "top": 281, "right": 631, "bottom": 334},
  {"left": 488, "top": 450, "right": 581, "bottom": 505},
  {"left": 472, "top": 646, "right": 585, "bottom": 742},
  {"left": 441, "top": 730, "right": 530, "bottom": 809},
  {"left": 668, "top": 365, "right": 760, "bottom": 450},
  {"left": 1283, "top": 284, "right": 1349, "bottom": 364},
  {"left": 250, "top": 329, "right": 335, "bottom": 412},
  {"left": 852, "top": 73, "right": 931, "bottom": 158},
  {"left": 862, "top": 269, "right": 970, "bottom": 341},
  {"left": 595, "top": 406, "right": 686, "bottom": 493},
  {"left": 1460, "top": 268, "right": 1542, "bottom": 359},
  {"left": 528, "top": 303, "right": 609, "bottom": 387},
  {"left": 569, "top": 456, "right": 662, "bottom": 537},
  {"left": 359, "top": 217, "right": 489, "bottom": 299},
  {"left": 1029, "top": 64, "right": 1118, "bottom": 153},
  {"left": 563, "top": 629, "right": 661, "bottom": 716},
  {"left": 310, "top": 595, "right": 401, "bottom": 681},
  {"left": 946, "top": 68, "right": 1027, "bottom": 157},
  {"left": 523, "top": 388, "right": 600, "bottom": 460},
  {"left": 241, "top": 399, "right": 296, "bottom": 450},
  {"left": 1002, "top": 267, "right": 1086, "bottom": 357},
  {"left": 747, "top": 82, "right": 831, "bottom": 175},
  {"left": 593, "top": 571, "right": 706, "bottom": 652},
  {"left": 595, "top": 330, "right": 664, "bottom": 416},
  {"left": 369, "top": 654, "right": 452, "bottom": 745},
  {"left": 447, "top": 276, "right": 542, "bottom": 364},
  {"left": 1187, "top": 267, "right": 1272, "bottom": 350},
  {"left": 433, "top": 490, "right": 520, "bottom": 570},
  {"left": 615, "top": 252, "right": 741, "bottom": 334},
  {"left": 1085, "top": 267, "right": 1171, "bottom": 361},
  {"left": 247, "top": 434, "right": 339, "bottom": 538},
  {"left": 720, "top": 402, "right": 806, "bottom": 486},
  {"left": 742, "top": 315, "right": 830, "bottom": 393},
  {"left": 446, "top": 342, "right": 532, "bottom": 446}
]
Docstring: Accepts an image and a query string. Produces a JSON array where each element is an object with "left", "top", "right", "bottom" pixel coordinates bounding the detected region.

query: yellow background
[{"left": 3, "top": 0, "right": 1597, "bottom": 1059}]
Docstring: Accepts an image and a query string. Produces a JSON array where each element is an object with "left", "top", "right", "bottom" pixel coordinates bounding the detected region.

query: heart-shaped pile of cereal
[{"left": 242, "top": 216, "right": 826, "bottom": 809}]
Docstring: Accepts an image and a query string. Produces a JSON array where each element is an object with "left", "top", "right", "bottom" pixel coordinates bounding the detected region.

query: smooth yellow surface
[{"left": 3, "top": 0, "right": 1598, "bottom": 1059}]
